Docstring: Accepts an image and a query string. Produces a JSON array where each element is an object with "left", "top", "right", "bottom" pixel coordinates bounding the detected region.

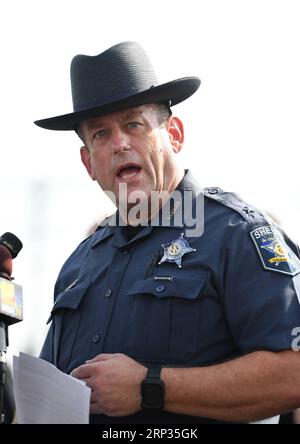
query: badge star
[{"left": 159, "top": 233, "right": 196, "bottom": 268}]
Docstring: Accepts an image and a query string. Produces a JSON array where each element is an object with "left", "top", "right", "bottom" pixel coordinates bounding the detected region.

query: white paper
[
  {"left": 250, "top": 415, "right": 280, "bottom": 424},
  {"left": 13, "top": 352, "right": 91, "bottom": 424}
]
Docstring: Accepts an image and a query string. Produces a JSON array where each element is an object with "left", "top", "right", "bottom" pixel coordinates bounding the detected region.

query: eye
[
  {"left": 94, "top": 128, "right": 109, "bottom": 139},
  {"left": 127, "top": 121, "right": 142, "bottom": 129}
]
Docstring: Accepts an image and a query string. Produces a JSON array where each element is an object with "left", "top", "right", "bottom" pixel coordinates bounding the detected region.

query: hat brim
[{"left": 34, "top": 77, "right": 200, "bottom": 131}]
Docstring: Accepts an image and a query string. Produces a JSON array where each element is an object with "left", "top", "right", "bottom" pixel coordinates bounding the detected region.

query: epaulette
[
  {"left": 76, "top": 214, "right": 115, "bottom": 248},
  {"left": 77, "top": 232, "right": 95, "bottom": 248},
  {"left": 204, "top": 187, "right": 268, "bottom": 224},
  {"left": 96, "top": 213, "right": 116, "bottom": 229}
]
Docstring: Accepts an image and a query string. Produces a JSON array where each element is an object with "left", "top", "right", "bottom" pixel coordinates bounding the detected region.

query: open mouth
[{"left": 116, "top": 164, "right": 142, "bottom": 180}]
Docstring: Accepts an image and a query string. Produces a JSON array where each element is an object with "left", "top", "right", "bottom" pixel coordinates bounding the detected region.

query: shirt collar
[{"left": 91, "top": 170, "right": 203, "bottom": 248}]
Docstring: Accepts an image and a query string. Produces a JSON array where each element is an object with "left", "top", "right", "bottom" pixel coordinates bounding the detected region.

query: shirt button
[
  {"left": 92, "top": 334, "right": 101, "bottom": 343},
  {"left": 105, "top": 288, "right": 112, "bottom": 298},
  {"left": 156, "top": 285, "right": 165, "bottom": 293},
  {"left": 243, "top": 206, "right": 254, "bottom": 214}
]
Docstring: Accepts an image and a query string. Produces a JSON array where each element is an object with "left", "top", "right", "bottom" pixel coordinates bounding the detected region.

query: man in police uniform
[{"left": 35, "top": 41, "right": 300, "bottom": 424}]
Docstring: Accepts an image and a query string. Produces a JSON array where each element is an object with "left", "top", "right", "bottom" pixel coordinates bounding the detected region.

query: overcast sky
[{"left": 1, "top": 0, "right": 300, "bottom": 356}]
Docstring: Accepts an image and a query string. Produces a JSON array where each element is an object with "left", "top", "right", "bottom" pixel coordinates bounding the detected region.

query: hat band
[{"left": 73, "top": 86, "right": 155, "bottom": 112}]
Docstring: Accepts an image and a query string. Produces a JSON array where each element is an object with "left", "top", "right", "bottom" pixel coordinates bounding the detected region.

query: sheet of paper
[{"left": 13, "top": 352, "right": 91, "bottom": 424}]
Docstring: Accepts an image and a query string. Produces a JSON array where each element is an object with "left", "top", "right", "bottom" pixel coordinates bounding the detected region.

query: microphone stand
[{"left": 0, "top": 321, "right": 8, "bottom": 424}]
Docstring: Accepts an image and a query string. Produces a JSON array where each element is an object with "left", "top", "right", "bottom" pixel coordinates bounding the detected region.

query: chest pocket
[
  {"left": 47, "top": 279, "right": 91, "bottom": 371},
  {"left": 124, "top": 272, "right": 207, "bottom": 365}
]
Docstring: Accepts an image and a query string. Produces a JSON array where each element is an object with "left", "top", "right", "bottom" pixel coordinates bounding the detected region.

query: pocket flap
[
  {"left": 47, "top": 279, "right": 91, "bottom": 324},
  {"left": 126, "top": 272, "right": 207, "bottom": 300}
]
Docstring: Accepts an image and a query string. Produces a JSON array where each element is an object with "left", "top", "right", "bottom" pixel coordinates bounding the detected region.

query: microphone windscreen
[
  {"left": 0, "top": 232, "right": 23, "bottom": 259},
  {"left": 0, "top": 244, "right": 13, "bottom": 277}
]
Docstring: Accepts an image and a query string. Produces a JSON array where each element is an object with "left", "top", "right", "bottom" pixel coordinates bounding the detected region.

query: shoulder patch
[{"left": 250, "top": 225, "right": 300, "bottom": 276}]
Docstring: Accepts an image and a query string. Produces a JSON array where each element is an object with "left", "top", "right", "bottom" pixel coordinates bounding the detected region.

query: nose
[{"left": 111, "top": 128, "right": 130, "bottom": 154}]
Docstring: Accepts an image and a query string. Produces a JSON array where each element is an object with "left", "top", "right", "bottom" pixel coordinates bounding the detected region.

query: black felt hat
[{"left": 34, "top": 41, "right": 200, "bottom": 131}]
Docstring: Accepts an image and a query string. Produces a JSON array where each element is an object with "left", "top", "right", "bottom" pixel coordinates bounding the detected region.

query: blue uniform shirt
[{"left": 40, "top": 170, "right": 300, "bottom": 423}]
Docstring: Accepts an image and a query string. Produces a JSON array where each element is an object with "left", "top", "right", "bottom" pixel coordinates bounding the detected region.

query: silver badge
[{"left": 159, "top": 233, "right": 196, "bottom": 268}]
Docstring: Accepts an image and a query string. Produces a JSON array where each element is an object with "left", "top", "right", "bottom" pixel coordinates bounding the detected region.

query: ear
[
  {"left": 80, "top": 146, "right": 96, "bottom": 180},
  {"left": 167, "top": 116, "right": 184, "bottom": 153}
]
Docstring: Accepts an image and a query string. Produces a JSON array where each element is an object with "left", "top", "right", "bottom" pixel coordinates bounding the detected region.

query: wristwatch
[{"left": 141, "top": 366, "right": 165, "bottom": 409}]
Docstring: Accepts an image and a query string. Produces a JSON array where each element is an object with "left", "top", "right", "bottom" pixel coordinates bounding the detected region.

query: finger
[
  {"left": 90, "top": 391, "right": 98, "bottom": 404},
  {"left": 71, "top": 364, "right": 94, "bottom": 379},
  {"left": 90, "top": 402, "right": 103, "bottom": 415},
  {"left": 86, "top": 353, "right": 116, "bottom": 363}
]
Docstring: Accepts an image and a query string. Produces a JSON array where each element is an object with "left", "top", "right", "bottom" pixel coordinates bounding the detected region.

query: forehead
[{"left": 80, "top": 104, "right": 155, "bottom": 131}]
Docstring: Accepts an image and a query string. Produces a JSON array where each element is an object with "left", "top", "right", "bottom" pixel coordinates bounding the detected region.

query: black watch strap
[
  {"left": 146, "top": 366, "right": 162, "bottom": 380},
  {"left": 141, "top": 366, "right": 165, "bottom": 409}
]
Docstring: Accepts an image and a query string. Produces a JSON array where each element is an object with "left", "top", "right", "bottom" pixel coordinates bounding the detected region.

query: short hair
[
  {"left": 77, "top": 102, "right": 172, "bottom": 145},
  {"left": 152, "top": 103, "right": 172, "bottom": 126}
]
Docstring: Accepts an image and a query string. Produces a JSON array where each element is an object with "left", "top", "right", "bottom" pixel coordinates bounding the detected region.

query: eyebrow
[
  {"left": 85, "top": 109, "right": 143, "bottom": 130},
  {"left": 122, "top": 109, "right": 143, "bottom": 120}
]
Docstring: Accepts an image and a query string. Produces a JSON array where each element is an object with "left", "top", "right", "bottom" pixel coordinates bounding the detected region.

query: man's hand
[{"left": 71, "top": 353, "right": 147, "bottom": 416}]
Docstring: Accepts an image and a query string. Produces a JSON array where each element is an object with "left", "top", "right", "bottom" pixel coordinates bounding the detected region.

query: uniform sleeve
[
  {"left": 38, "top": 236, "right": 93, "bottom": 365},
  {"left": 39, "top": 276, "right": 62, "bottom": 363},
  {"left": 39, "top": 322, "right": 55, "bottom": 363},
  {"left": 221, "top": 217, "right": 300, "bottom": 353}
]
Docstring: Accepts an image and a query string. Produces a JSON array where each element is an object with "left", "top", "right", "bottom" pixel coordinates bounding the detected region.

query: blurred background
[{"left": 1, "top": 0, "right": 299, "bottom": 364}]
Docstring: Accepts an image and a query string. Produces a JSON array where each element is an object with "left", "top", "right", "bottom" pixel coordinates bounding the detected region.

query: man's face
[{"left": 80, "top": 104, "right": 184, "bottom": 209}]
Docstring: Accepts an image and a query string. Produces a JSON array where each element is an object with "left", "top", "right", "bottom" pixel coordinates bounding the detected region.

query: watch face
[{"left": 141, "top": 381, "right": 164, "bottom": 409}]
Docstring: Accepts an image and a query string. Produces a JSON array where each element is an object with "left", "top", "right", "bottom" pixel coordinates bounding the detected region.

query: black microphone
[
  {"left": 0, "top": 233, "right": 23, "bottom": 326},
  {"left": 0, "top": 232, "right": 23, "bottom": 260},
  {"left": 0, "top": 232, "right": 23, "bottom": 423}
]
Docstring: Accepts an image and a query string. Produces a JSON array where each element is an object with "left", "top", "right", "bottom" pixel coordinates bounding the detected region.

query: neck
[{"left": 118, "top": 169, "right": 185, "bottom": 226}]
